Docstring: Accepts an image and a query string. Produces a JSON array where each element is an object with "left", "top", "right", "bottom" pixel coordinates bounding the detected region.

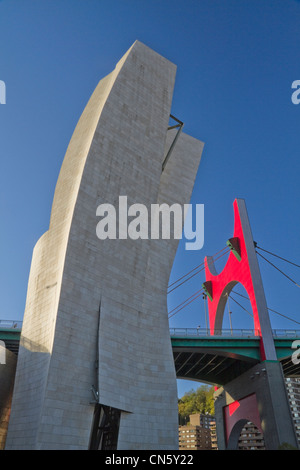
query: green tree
[{"left": 178, "top": 385, "right": 214, "bottom": 425}]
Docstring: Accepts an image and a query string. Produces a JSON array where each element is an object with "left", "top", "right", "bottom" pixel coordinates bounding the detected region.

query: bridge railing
[
  {"left": 170, "top": 328, "right": 300, "bottom": 338},
  {"left": 1, "top": 320, "right": 300, "bottom": 338},
  {"left": 170, "top": 328, "right": 259, "bottom": 337},
  {"left": 272, "top": 329, "right": 300, "bottom": 338},
  {"left": 0, "top": 319, "right": 22, "bottom": 330}
]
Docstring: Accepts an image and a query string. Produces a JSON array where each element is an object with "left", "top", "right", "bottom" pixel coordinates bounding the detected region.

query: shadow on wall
[
  {"left": 1, "top": 337, "right": 51, "bottom": 449},
  {"left": 0, "top": 349, "right": 17, "bottom": 449}
]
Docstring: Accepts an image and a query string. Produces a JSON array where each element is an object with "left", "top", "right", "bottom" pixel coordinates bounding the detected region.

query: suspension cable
[
  {"left": 231, "top": 290, "right": 300, "bottom": 326},
  {"left": 168, "top": 289, "right": 204, "bottom": 319},
  {"left": 167, "top": 248, "right": 230, "bottom": 294},
  {"left": 256, "top": 251, "right": 300, "bottom": 288},
  {"left": 229, "top": 294, "right": 253, "bottom": 317},
  {"left": 168, "top": 246, "right": 228, "bottom": 289},
  {"left": 167, "top": 247, "right": 232, "bottom": 319},
  {"left": 168, "top": 244, "right": 300, "bottom": 323},
  {"left": 231, "top": 290, "right": 249, "bottom": 300},
  {"left": 267, "top": 307, "right": 300, "bottom": 326},
  {"left": 255, "top": 245, "right": 300, "bottom": 269},
  {"left": 168, "top": 288, "right": 204, "bottom": 316}
]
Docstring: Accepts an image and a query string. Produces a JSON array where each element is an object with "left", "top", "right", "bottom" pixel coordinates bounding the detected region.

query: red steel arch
[{"left": 203, "top": 199, "right": 277, "bottom": 361}]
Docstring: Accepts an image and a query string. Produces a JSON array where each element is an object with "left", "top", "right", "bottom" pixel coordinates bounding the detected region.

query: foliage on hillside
[{"left": 178, "top": 385, "right": 215, "bottom": 425}]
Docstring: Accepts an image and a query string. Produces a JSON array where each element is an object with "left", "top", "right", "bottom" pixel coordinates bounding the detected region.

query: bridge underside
[
  {"left": 173, "top": 348, "right": 258, "bottom": 385},
  {"left": 172, "top": 336, "right": 300, "bottom": 386}
]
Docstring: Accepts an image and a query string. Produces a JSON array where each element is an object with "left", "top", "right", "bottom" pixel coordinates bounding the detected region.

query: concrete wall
[{"left": 6, "top": 41, "right": 203, "bottom": 450}]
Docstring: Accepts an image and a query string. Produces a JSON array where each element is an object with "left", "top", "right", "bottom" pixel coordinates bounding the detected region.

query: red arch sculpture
[
  {"left": 224, "top": 393, "right": 263, "bottom": 448},
  {"left": 203, "top": 199, "right": 277, "bottom": 361}
]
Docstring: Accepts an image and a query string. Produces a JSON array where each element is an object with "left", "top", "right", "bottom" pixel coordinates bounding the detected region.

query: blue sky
[{"left": 1, "top": 0, "right": 300, "bottom": 397}]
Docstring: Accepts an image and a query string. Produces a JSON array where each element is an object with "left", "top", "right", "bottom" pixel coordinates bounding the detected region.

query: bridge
[
  {"left": 1, "top": 199, "right": 300, "bottom": 450},
  {"left": 167, "top": 199, "right": 300, "bottom": 449},
  {"left": 2, "top": 322, "right": 299, "bottom": 387},
  {"left": 170, "top": 328, "right": 300, "bottom": 385},
  {"left": 0, "top": 320, "right": 22, "bottom": 356},
  {"left": 2, "top": 198, "right": 299, "bottom": 449}
]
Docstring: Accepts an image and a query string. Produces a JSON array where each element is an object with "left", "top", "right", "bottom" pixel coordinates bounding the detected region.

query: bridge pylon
[{"left": 203, "top": 199, "right": 298, "bottom": 450}]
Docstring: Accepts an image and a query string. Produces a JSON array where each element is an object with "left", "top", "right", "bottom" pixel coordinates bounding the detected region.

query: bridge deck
[
  {"left": 1, "top": 325, "right": 299, "bottom": 386},
  {"left": 171, "top": 328, "right": 300, "bottom": 385}
]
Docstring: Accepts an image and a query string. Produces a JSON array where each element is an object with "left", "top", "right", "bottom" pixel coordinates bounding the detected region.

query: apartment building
[
  {"left": 179, "top": 414, "right": 215, "bottom": 450},
  {"left": 285, "top": 377, "right": 300, "bottom": 445}
]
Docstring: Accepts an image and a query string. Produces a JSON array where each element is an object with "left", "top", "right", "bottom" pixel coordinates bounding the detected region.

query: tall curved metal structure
[{"left": 6, "top": 41, "right": 203, "bottom": 450}]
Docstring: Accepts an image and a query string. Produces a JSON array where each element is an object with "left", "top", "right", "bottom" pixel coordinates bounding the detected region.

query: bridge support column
[{"left": 214, "top": 361, "right": 299, "bottom": 450}]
